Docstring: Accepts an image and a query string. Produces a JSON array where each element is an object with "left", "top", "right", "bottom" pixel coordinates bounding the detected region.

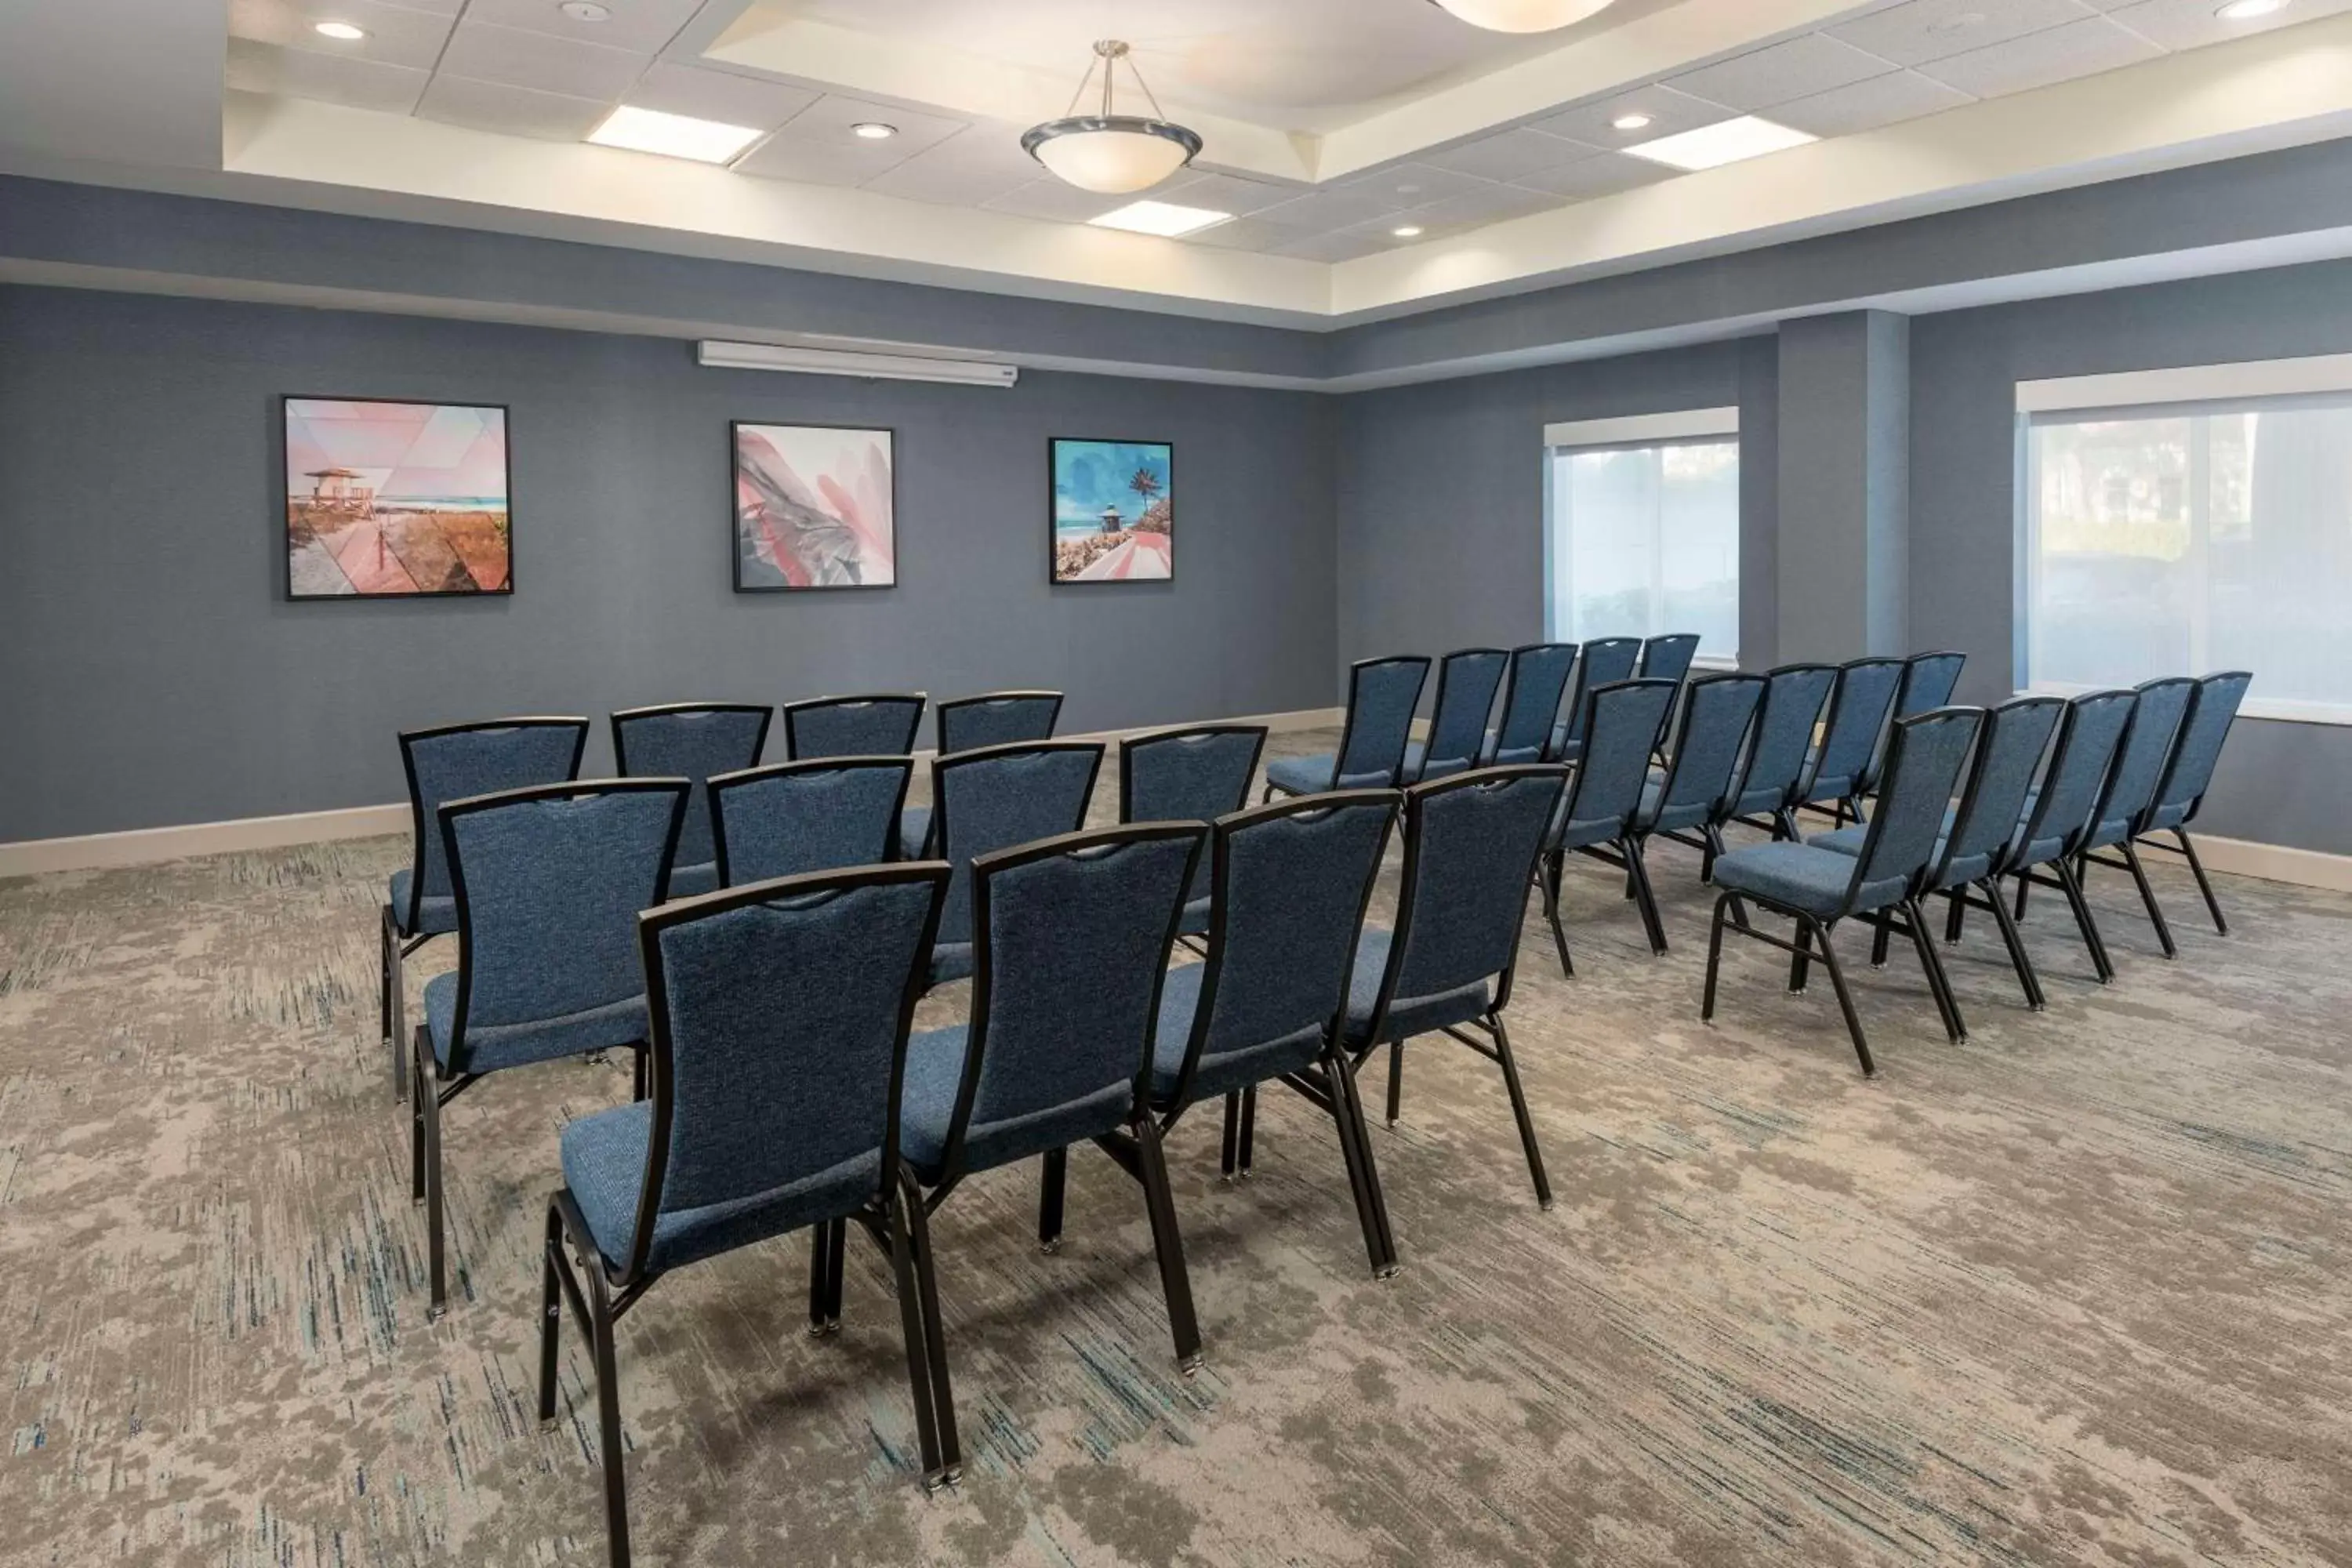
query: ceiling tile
[
  {"left": 1269, "top": 230, "right": 1392, "bottom": 263},
  {"left": 1827, "top": 0, "right": 2097, "bottom": 67},
  {"left": 1766, "top": 68, "right": 1976, "bottom": 136},
  {"left": 437, "top": 18, "right": 649, "bottom": 100},
  {"left": 908, "top": 122, "right": 1049, "bottom": 180},
  {"left": 860, "top": 153, "right": 1036, "bottom": 206},
  {"left": 978, "top": 179, "right": 1131, "bottom": 223},
  {"left": 458, "top": 0, "right": 703, "bottom": 56},
  {"left": 1330, "top": 162, "right": 1506, "bottom": 212},
  {"left": 1249, "top": 185, "right": 1409, "bottom": 232},
  {"left": 226, "top": 37, "right": 430, "bottom": 113},
  {"left": 1160, "top": 170, "right": 1313, "bottom": 216},
  {"left": 621, "top": 62, "right": 818, "bottom": 129},
  {"left": 1178, "top": 215, "right": 1316, "bottom": 252},
  {"left": 228, "top": 0, "right": 455, "bottom": 71},
  {"left": 1508, "top": 152, "right": 1676, "bottom": 199},
  {"left": 765, "top": 94, "right": 969, "bottom": 158},
  {"left": 1418, "top": 127, "right": 1594, "bottom": 182},
  {"left": 415, "top": 73, "right": 613, "bottom": 140},
  {"left": 1665, "top": 34, "right": 1900, "bottom": 111},
  {"left": 2103, "top": 0, "right": 2352, "bottom": 48},
  {"left": 1388, "top": 183, "right": 1561, "bottom": 229},
  {"left": 1917, "top": 15, "right": 2162, "bottom": 96},
  {"left": 1530, "top": 85, "right": 1737, "bottom": 147},
  {"left": 731, "top": 135, "right": 913, "bottom": 184}
]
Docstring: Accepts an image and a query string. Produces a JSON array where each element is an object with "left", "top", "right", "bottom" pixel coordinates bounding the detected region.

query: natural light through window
[
  {"left": 1544, "top": 430, "right": 1738, "bottom": 661},
  {"left": 2024, "top": 393, "right": 2352, "bottom": 723}
]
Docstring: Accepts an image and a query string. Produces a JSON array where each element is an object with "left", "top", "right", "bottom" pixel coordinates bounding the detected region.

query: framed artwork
[
  {"left": 1051, "top": 437, "right": 1173, "bottom": 584},
  {"left": 283, "top": 397, "right": 512, "bottom": 598},
  {"left": 733, "top": 423, "right": 897, "bottom": 591}
]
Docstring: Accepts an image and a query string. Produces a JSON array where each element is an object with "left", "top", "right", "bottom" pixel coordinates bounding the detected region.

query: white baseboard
[
  {"left": 0, "top": 706, "right": 1349, "bottom": 878},
  {"left": 2188, "top": 833, "right": 2352, "bottom": 894}
]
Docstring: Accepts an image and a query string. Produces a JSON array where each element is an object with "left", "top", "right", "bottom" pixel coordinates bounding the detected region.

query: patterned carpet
[{"left": 2, "top": 729, "right": 2349, "bottom": 1567}]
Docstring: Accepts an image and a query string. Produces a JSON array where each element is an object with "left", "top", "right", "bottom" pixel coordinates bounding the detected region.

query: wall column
[{"left": 1775, "top": 310, "right": 1911, "bottom": 661}]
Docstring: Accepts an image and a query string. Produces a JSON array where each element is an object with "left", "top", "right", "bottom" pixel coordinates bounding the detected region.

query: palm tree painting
[{"left": 1053, "top": 438, "right": 1173, "bottom": 583}]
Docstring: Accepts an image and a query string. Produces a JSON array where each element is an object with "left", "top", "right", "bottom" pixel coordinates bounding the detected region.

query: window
[
  {"left": 1543, "top": 409, "right": 1739, "bottom": 662},
  {"left": 2023, "top": 377, "right": 2352, "bottom": 724}
]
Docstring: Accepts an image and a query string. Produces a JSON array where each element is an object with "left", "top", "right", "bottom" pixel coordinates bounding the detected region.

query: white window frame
[
  {"left": 1543, "top": 407, "right": 1741, "bottom": 670},
  {"left": 2016, "top": 355, "right": 2352, "bottom": 727}
]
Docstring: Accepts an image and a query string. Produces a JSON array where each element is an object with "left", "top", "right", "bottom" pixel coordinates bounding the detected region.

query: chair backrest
[
  {"left": 1333, "top": 655, "right": 1432, "bottom": 787},
  {"left": 1896, "top": 651, "right": 1967, "bottom": 718},
  {"left": 709, "top": 757, "right": 913, "bottom": 886},
  {"left": 1733, "top": 665, "right": 1838, "bottom": 811},
  {"left": 2008, "top": 689, "right": 2136, "bottom": 869},
  {"left": 1490, "top": 642, "right": 1578, "bottom": 765},
  {"left": 1119, "top": 726, "right": 1269, "bottom": 825},
  {"left": 1804, "top": 657, "right": 1905, "bottom": 802},
  {"left": 1555, "top": 679, "right": 1679, "bottom": 842},
  {"left": 1639, "top": 633, "right": 1701, "bottom": 684},
  {"left": 933, "top": 742, "right": 1104, "bottom": 946},
  {"left": 611, "top": 704, "right": 772, "bottom": 873},
  {"left": 1418, "top": 648, "right": 1511, "bottom": 779},
  {"left": 1164, "top": 792, "right": 1397, "bottom": 1109},
  {"left": 397, "top": 717, "right": 590, "bottom": 928},
  {"left": 2092, "top": 676, "right": 2195, "bottom": 835},
  {"left": 1930, "top": 696, "right": 2063, "bottom": 889},
  {"left": 2150, "top": 670, "right": 2252, "bottom": 826},
  {"left": 1368, "top": 766, "right": 1567, "bottom": 1027},
  {"left": 1558, "top": 637, "right": 1643, "bottom": 750},
  {"left": 783, "top": 694, "right": 926, "bottom": 760},
  {"left": 437, "top": 779, "right": 688, "bottom": 1065},
  {"left": 936, "top": 823, "right": 1204, "bottom": 1179},
  {"left": 1840, "top": 709, "right": 1982, "bottom": 914},
  {"left": 622, "top": 861, "right": 948, "bottom": 1281},
  {"left": 937, "top": 691, "right": 1062, "bottom": 755},
  {"left": 1650, "top": 673, "right": 1765, "bottom": 826}
]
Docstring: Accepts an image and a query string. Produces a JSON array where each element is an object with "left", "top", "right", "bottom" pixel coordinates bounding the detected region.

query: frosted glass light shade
[
  {"left": 1022, "top": 118, "right": 1200, "bottom": 194},
  {"left": 1430, "top": 0, "right": 1616, "bottom": 32}
]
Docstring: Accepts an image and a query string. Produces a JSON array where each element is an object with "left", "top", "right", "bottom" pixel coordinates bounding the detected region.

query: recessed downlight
[
  {"left": 2216, "top": 0, "right": 2285, "bottom": 16},
  {"left": 851, "top": 122, "right": 898, "bottom": 140},
  {"left": 312, "top": 20, "right": 367, "bottom": 40},
  {"left": 1391, "top": 224, "right": 1425, "bottom": 238},
  {"left": 1610, "top": 112, "right": 1653, "bottom": 132},
  {"left": 558, "top": 1, "right": 612, "bottom": 20}
]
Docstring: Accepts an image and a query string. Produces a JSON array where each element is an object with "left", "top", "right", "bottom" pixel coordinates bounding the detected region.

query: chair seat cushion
[
  {"left": 1810, "top": 805, "right": 1959, "bottom": 860},
  {"left": 1148, "top": 963, "right": 1326, "bottom": 1106},
  {"left": 2143, "top": 800, "right": 2190, "bottom": 833},
  {"left": 898, "top": 806, "right": 931, "bottom": 859},
  {"left": 561, "top": 1099, "right": 878, "bottom": 1274},
  {"left": 387, "top": 869, "right": 457, "bottom": 937},
  {"left": 1710, "top": 841, "right": 1857, "bottom": 919},
  {"left": 2081, "top": 814, "right": 2132, "bottom": 851},
  {"left": 927, "top": 941, "right": 974, "bottom": 987},
  {"left": 1265, "top": 754, "right": 1338, "bottom": 796},
  {"left": 666, "top": 858, "right": 720, "bottom": 899},
  {"left": 1341, "top": 927, "right": 1491, "bottom": 1047},
  {"left": 1641, "top": 778, "right": 1714, "bottom": 835},
  {"left": 1403, "top": 740, "right": 1474, "bottom": 783},
  {"left": 1178, "top": 895, "right": 1210, "bottom": 938},
  {"left": 423, "top": 971, "right": 648, "bottom": 1075},
  {"left": 898, "top": 1025, "right": 1132, "bottom": 1183},
  {"left": 1548, "top": 793, "right": 1624, "bottom": 854}
]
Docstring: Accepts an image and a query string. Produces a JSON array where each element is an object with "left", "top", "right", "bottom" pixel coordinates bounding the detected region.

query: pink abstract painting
[
  {"left": 284, "top": 397, "right": 511, "bottom": 597},
  {"left": 733, "top": 423, "right": 896, "bottom": 591}
]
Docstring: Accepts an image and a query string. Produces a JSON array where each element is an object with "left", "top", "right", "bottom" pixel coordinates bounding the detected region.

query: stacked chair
[
  {"left": 1724, "top": 665, "right": 1838, "bottom": 840},
  {"left": 1632, "top": 671, "right": 1766, "bottom": 886},
  {"left": 2132, "top": 670, "right": 2253, "bottom": 935},
  {"left": 1403, "top": 648, "right": 1510, "bottom": 782},
  {"left": 1548, "top": 636, "right": 1643, "bottom": 761},
  {"left": 1791, "top": 656, "right": 1904, "bottom": 828},
  {"left": 1483, "top": 642, "right": 1580, "bottom": 765},
  {"left": 1537, "top": 678, "right": 1680, "bottom": 969},
  {"left": 1265, "top": 655, "right": 1429, "bottom": 797},
  {"left": 2073, "top": 676, "right": 2196, "bottom": 958}
]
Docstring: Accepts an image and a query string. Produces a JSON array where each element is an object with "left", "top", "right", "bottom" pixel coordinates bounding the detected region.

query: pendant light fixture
[
  {"left": 1022, "top": 41, "right": 1202, "bottom": 195},
  {"left": 1428, "top": 0, "right": 1617, "bottom": 33}
]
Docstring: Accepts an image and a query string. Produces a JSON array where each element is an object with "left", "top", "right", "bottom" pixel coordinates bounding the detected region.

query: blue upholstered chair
[
  {"left": 1548, "top": 636, "right": 1643, "bottom": 760},
  {"left": 1633, "top": 672, "right": 1765, "bottom": 885},
  {"left": 2135, "top": 670, "right": 2252, "bottom": 933},
  {"left": 1265, "top": 655, "right": 1430, "bottom": 799},
  {"left": 899, "top": 822, "right": 1208, "bottom": 1425},
  {"left": 901, "top": 691, "right": 1065, "bottom": 855},
  {"left": 411, "top": 778, "right": 688, "bottom": 1316},
  {"left": 1726, "top": 664, "right": 1838, "bottom": 839},
  {"left": 1860, "top": 652, "right": 1969, "bottom": 797},
  {"left": 2075, "top": 676, "right": 2196, "bottom": 958},
  {"left": 1639, "top": 633, "right": 1702, "bottom": 685},
  {"left": 1813, "top": 695, "right": 2063, "bottom": 1022},
  {"left": 1342, "top": 767, "right": 1568, "bottom": 1206},
  {"left": 610, "top": 704, "right": 772, "bottom": 898},
  {"left": 1703, "top": 709, "right": 1982, "bottom": 1076},
  {"left": 1483, "top": 641, "right": 1579, "bottom": 765},
  {"left": 783, "top": 693, "right": 926, "bottom": 759},
  {"left": 708, "top": 757, "right": 913, "bottom": 885},
  {"left": 1537, "top": 678, "right": 1680, "bottom": 971},
  {"left": 541, "top": 861, "right": 952, "bottom": 1563},
  {"left": 1120, "top": 725, "right": 1269, "bottom": 935},
  {"left": 1403, "top": 647, "right": 1510, "bottom": 782},
  {"left": 922, "top": 741, "right": 1103, "bottom": 985},
  {"left": 1148, "top": 792, "right": 1399, "bottom": 1274},
  {"left": 2002, "top": 689, "right": 2138, "bottom": 987},
  {"left": 384, "top": 717, "right": 588, "bottom": 1100},
  {"left": 1795, "top": 657, "right": 1904, "bottom": 826}
]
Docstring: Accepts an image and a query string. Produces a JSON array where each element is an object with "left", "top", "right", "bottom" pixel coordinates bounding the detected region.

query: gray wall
[{"left": 0, "top": 285, "right": 1338, "bottom": 840}]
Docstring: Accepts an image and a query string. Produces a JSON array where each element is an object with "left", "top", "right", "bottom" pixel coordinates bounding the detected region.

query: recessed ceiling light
[
  {"left": 588, "top": 106, "right": 765, "bottom": 165},
  {"left": 558, "top": 1, "right": 612, "bottom": 20},
  {"left": 1088, "top": 199, "right": 1232, "bottom": 238},
  {"left": 1622, "top": 114, "right": 1815, "bottom": 172},
  {"left": 2216, "top": 0, "right": 2285, "bottom": 16},
  {"left": 1610, "top": 112, "right": 1653, "bottom": 132},
  {"left": 311, "top": 20, "right": 367, "bottom": 40},
  {"left": 851, "top": 122, "right": 898, "bottom": 140},
  {"left": 1391, "top": 225, "right": 1425, "bottom": 238}
]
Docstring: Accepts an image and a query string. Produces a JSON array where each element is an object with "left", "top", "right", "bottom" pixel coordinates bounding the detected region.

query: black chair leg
[
  {"left": 1624, "top": 839, "right": 1668, "bottom": 956},
  {"left": 1320, "top": 1048, "right": 1398, "bottom": 1277},
  {"left": 1809, "top": 920, "right": 1876, "bottom": 1078},
  {"left": 1236, "top": 1086, "right": 1257, "bottom": 1177},
  {"left": 1219, "top": 1094, "right": 1240, "bottom": 1179},
  {"left": 2014, "top": 872, "right": 2030, "bottom": 920},
  {"left": 898, "top": 1171, "right": 960, "bottom": 1483},
  {"left": 586, "top": 1260, "right": 631, "bottom": 1567},
  {"left": 1700, "top": 894, "right": 1730, "bottom": 1022},
  {"left": 1542, "top": 854, "right": 1574, "bottom": 978},
  {"left": 387, "top": 924, "right": 411, "bottom": 1103},
  {"left": 2176, "top": 829, "right": 2228, "bottom": 935},
  {"left": 379, "top": 904, "right": 394, "bottom": 1047},
  {"left": 412, "top": 1027, "right": 449, "bottom": 1319},
  {"left": 2118, "top": 840, "right": 2178, "bottom": 959},
  {"left": 1944, "top": 887, "right": 1967, "bottom": 946},
  {"left": 1701, "top": 825, "right": 1725, "bottom": 884},
  {"left": 1982, "top": 878, "right": 2046, "bottom": 1011},
  {"left": 2053, "top": 860, "right": 2114, "bottom": 983},
  {"left": 1788, "top": 917, "right": 1813, "bottom": 994},
  {"left": 1129, "top": 1117, "right": 1203, "bottom": 1373},
  {"left": 536, "top": 1201, "right": 563, "bottom": 1428},
  {"left": 1385, "top": 1039, "right": 1403, "bottom": 1127},
  {"left": 1904, "top": 898, "right": 1967, "bottom": 1042},
  {"left": 1869, "top": 909, "right": 1893, "bottom": 969},
  {"left": 884, "top": 1189, "right": 949, "bottom": 1489},
  {"left": 1488, "top": 1014, "right": 1552, "bottom": 1210},
  {"left": 1038, "top": 1147, "right": 1067, "bottom": 1253}
]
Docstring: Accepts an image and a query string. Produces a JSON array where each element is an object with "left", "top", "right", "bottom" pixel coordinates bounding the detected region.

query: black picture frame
[
  {"left": 1050, "top": 436, "right": 1175, "bottom": 586},
  {"left": 731, "top": 420, "right": 899, "bottom": 593},
  {"left": 281, "top": 394, "right": 515, "bottom": 601}
]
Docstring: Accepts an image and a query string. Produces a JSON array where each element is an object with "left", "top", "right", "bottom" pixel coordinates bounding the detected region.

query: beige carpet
[{"left": 2, "top": 731, "right": 2349, "bottom": 1566}]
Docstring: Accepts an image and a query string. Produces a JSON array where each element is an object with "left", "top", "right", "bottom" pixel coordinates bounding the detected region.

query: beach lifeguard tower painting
[
  {"left": 283, "top": 397, "right": 512, "bottom": 598},
  {"left": 1051, "top": 438, "right": 1173, "bottom": 583}
]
